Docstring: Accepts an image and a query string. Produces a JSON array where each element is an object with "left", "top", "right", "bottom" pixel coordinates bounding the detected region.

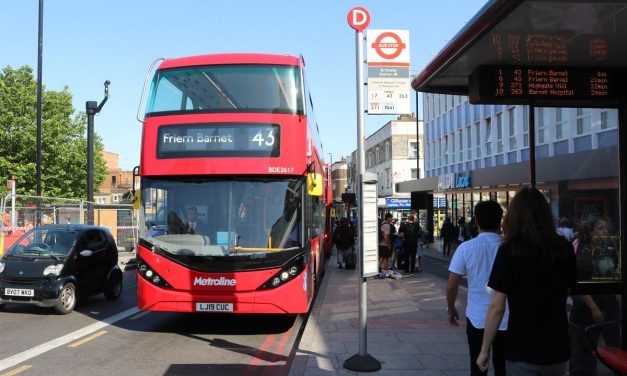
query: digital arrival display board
[
  {"left": 469, "top": 66, "right": 627, "bottom": 107},
  {"left": 157, "top": 123, "right": 280, "bottom": 159}
]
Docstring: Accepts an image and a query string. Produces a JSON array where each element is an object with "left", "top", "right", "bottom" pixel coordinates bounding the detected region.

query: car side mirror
[{"left": 80, "top": 250, "right": 93, "bottom": 257}]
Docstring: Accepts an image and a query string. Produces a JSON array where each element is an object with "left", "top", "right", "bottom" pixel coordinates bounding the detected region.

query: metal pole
[
  {"left": 36, "top": 0, "right": 44, "bottom": 226},
  {"left": 415, "top": 90, "right": 420, "bottom": 179},
  {"left": 528, "top": 105, "right": 536, "bottom": 188},
  {"left": 86, "top": 101, "right": 97, "bottom": 225},
  {"left": 355, "top": 28, "right": 368, "bottom": 359},
  {"left": 618, "top": 102, "right": 627, "bottom": 349}
]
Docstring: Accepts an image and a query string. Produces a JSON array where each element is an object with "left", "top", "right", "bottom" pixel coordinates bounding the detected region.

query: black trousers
[
  {"left": 442, "top": 239, "right": 455, "bottom": 255},
  {"left": 466, "top": 318, "right": 507, "bottom": 376},
  {"left": 403, "top": 242, "right": 417, "bottom": 272}
]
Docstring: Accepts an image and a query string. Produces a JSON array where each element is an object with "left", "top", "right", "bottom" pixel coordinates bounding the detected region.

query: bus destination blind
[{"left": 157, "top": 123, "right": 280, "bottom": 159}]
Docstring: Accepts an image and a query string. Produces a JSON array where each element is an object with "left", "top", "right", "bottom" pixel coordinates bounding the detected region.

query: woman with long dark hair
[{"left": 476, "top": 188, "right": 578, "bottom": 375}]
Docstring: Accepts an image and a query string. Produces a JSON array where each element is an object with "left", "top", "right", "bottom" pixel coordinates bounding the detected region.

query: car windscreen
[{"left": 6, "top": 228, "right": 77, "bottom": 258}]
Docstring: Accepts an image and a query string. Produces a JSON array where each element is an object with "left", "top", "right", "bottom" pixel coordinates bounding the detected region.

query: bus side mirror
[{"left": 307, "top": 172, "right": 323, "bottom": 196}]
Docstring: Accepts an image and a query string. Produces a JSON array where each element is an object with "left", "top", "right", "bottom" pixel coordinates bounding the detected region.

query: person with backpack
[
  {"left": 399, "top": 214, "right": 422, "bottom": 274},
  {"left": 333, "top": 218, "right": 356, "bottom": 269}
]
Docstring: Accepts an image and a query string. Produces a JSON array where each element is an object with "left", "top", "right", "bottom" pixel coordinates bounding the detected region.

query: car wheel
[
  {"left": 54, "top": 283, "right": 76, "bottom": 315},
  {"left": 104, "top": 271, "right": 123, "bottom": 300}
]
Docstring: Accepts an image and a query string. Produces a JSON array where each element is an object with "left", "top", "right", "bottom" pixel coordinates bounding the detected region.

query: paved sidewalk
[{"left": 289, "top": 244, "right": 479, "bottom": 376}]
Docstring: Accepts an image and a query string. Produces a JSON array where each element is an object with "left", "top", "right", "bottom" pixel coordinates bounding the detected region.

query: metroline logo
[{"left": 193, "top": 276, "right": 236, "bottom": 287}]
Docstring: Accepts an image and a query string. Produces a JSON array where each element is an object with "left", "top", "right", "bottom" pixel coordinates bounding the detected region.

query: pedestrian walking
[
  {"left": 333, "top": 218, "right": 356, "bottom": 269},
  {"left": 447, "top": 200, "right": 506, "bottom": 376},
  {"left": 378, "top": 213, "right": 395, "bottom": 275},
  {"left": 477, "top": 188, "right": 578, "bottom": 375},
  {"left": 440, "top": 217, "right": 456, "bottom": 257},
  {"left": 398, "top": 214, "right": 422, "bottom": 274}
]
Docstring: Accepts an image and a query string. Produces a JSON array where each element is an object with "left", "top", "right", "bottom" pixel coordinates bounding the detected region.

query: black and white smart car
[{"left": 0, "top": 224, "right": 123, "bottom": 314}]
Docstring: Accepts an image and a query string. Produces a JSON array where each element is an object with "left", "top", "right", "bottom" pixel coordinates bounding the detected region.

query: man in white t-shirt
[{"left": 446, "top": 200, "right": 508, "bottom": 376}]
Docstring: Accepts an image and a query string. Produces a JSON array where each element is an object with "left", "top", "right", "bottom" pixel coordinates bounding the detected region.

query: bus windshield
[
  {"left": 142, "top": 177, "right": 303, "bottom": 257},
  {"left": 146, "top": 64, "right": 303, "bottom": 116}
]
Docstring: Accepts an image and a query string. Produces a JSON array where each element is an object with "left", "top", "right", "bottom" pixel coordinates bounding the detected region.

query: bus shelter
[{"left": 401, "top": 0, "right": 627, "bottom": 366}]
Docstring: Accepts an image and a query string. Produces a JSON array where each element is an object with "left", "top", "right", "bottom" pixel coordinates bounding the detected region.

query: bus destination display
[
  {"left": 469, "top": 66, "right": 624, "bottom": 106},
  {"left": 157, "top": 123, "right": 280, "bottom": 159}
]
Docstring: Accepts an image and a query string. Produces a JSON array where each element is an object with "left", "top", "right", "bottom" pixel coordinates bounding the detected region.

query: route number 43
[{"left": 252, "top": 130, "right": 275, "bottom": 146}]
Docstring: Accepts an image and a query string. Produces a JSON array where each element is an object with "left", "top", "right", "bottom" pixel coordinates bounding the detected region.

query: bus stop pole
[{"left": 343, "top": 16, "right": 381, "bottom": 372}]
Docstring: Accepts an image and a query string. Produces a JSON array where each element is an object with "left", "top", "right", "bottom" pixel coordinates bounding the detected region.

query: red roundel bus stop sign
[{"left": 347, "top": 7, "right": 370, "bottom": 32}]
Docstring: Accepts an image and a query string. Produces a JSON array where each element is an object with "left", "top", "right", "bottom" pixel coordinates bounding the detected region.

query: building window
[
  {"left": 111, "top": 175, "right": 117, "bottom": 187},
  {"left": 523, "top": 106, "right": 529, "bottom": 147},
  {"left": 385, "top": 141, "right": 390, "bottom": 161},
  {"left": 508, "top": 108, "right": 517, "bottom": 150},
  {"left": 576, "top": 108, "right": 591, "bottom": 135},
  {"left": 601, "top": 109, "right": 618, "bottom": 130},
  {"left": 411, "top": 168, "right": 418, "bottom": 179},
  {"left": 451, "top": 133, "right": 456, "bottom": 164},
  {"left": 536, "top": 107, "right": 549, "bottom": 144},
  {"left": 375, "top": 147, "right": 380, "bottom": 165},
  {"left": 496, "top": 112, "right": 503, "bottom": 153},
  {"left": 484, "top": 117, "right": 492, "bottom": 156},
  {"left": 556, "top": 108, "right": 568, "bottom": 140},
  {"left": 458, "top": 130, "right": 463, "bottom": 162},
  {"left": 475, "top": 121, "right": 481, "bottom": 158},
  {"left": 466, "top": 126, "right": 472, "bottom": 160},
  {"left": 409, "top": 141, "right": 418, "bottom": 158},
  {"left": 443, "top": 136, "right": 449, "bottom": 165}
]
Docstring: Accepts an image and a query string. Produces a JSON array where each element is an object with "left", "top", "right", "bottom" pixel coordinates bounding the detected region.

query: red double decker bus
[{"left": 136, "top": 53, "right": 330, "bottom": 314}]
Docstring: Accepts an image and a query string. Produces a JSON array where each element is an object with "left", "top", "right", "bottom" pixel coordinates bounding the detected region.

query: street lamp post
[
  {"left": 85, "top": 80, "right": 110, "bottom": 225},
  {"left": 35, "top": 0, "right": 44, "bottom": 226}
]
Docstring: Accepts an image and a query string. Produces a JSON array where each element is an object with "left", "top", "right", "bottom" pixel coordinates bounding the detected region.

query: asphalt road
[
  {"left": 0, "top": 270, "right": 306, "bottom": 376},
  {"left": 0, "top": 255, "right": 454, "bottom": 376}
]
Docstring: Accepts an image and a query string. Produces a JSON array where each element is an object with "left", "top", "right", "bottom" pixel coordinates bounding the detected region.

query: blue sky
[{"left": 1, "top": 0, "right": 487, "bottom": 170}]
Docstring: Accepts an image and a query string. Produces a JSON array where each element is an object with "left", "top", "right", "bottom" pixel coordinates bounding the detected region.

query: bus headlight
[
  {"left": 259, "top": 256, "right": 304, "bottom": 290},
  {"left": 137, "top": 257, "right": 171, "bottom": 288}
]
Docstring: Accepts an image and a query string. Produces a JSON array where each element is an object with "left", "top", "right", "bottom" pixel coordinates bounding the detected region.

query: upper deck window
[{"left": 146, "top": 64, "right": 303, "bottom": 116}]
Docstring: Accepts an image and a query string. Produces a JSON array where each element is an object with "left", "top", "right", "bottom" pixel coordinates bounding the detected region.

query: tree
[{"left": 0, "top": 66, "right": 106, "bottom": 199}]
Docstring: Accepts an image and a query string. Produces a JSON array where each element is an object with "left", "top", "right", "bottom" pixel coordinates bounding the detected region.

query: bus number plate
[{"left": 196, "top": 302, "right": 233, "bottom": 312}]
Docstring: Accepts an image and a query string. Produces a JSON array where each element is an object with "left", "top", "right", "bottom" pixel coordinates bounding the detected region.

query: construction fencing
[{"left": 1, "top": 194, "right": 139, "bottom": 252}]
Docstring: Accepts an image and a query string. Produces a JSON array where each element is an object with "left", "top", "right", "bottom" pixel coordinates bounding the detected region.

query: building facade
[
  {"left": 349, "top": 114, "right": 425, "bottom": 218},
  {"left": 398, "top": 94, "right": 620, "bottom": 264}
]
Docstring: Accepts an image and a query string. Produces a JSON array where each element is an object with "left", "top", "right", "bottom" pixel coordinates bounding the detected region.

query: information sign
[
  {"left": 361, "top": 174, "right": 379, "bottom": 278},
  {"left": 469, "top": 65, "right": 627, "bottom": 106},
  {"left": 366, "top": 29, "right": 411, "bottom": 114}
]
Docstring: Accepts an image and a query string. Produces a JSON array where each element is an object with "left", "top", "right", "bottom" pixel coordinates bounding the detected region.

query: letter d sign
[{"left": 347, "top": 7, "right": 370, "bottom": 32}]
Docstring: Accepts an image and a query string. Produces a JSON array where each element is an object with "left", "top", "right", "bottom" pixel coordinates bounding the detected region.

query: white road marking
[{"left": 0, "top": 307, "right": 139, "bottom": 372}]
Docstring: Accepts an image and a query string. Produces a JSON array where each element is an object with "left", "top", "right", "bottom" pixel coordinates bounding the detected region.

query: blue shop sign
[{"left": 386, "top": 198, "right": 411, "bottom": 209}]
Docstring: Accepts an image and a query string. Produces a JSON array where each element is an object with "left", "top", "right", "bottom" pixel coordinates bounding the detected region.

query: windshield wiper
[{"left": 36, "top": 254, "right": 61, "bottom": 261}]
